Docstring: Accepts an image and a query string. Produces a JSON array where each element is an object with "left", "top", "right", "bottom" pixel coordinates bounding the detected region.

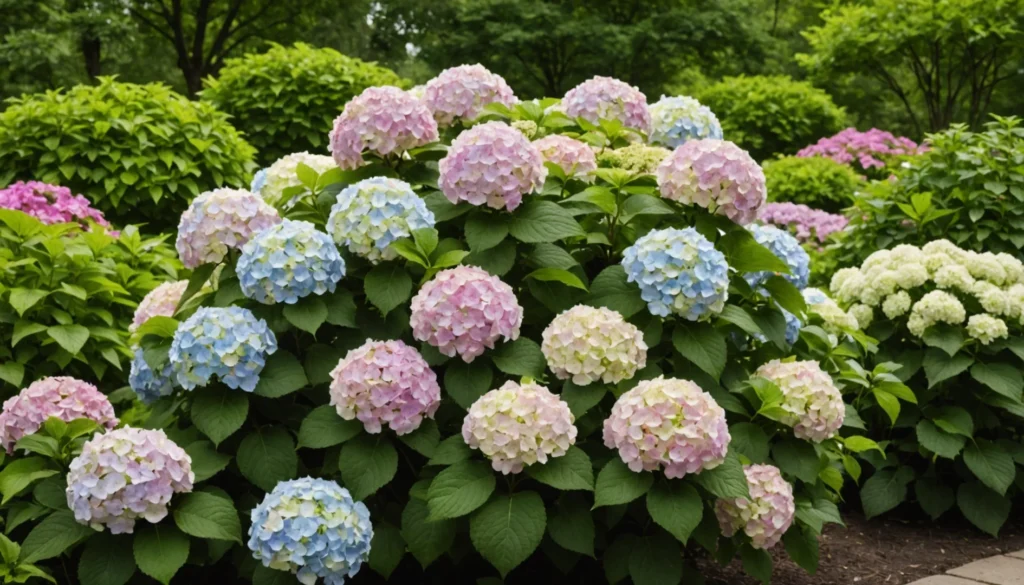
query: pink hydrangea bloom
[
  {"left": 438, "top": 121, "right": 547, "bottom": 211},
  {"left": 715, "top": 464, "right": 796, "bottom": 549},
  {"left": 66, "top": 427, "right": 193, "bottom": 534},
  {"left": 130, "top": 280, "right": 188, "bottom": 333},
  {"left": 410, "top": 265, "right": 523, "bottom": 362},
  {"left": 562, "top": 76, "right": 651, "bottom": 133},
  {"left": 758, "top": 202, "right": 849, "bottom": 244},
  {"left": 462, "top": 380, "right": 577, "bottom": 474},
  {"left": 656, "top": 139, "right": 766, "bottom": 225},
  {"left": 329, "top": 86, "right": 439, "bottom": 170},
  {"left": 0, "top": 377, "right": 117, "bottom": 453},
  {"left": 175, "top": 188, "right": 281, "bottom": 269},
  {"left": 603, "top": 376, "right": 730, "bottom": 478},
  {"left": 753, "top": 359, "right": 844, "bottom": 442},
  {"left": 0, "top": 181, "right": 110, "bottom": 228},
  {"left": 797, "top": 128, "right": 925, "bottom": 172},
  {"left": 532, "top": 135, "right": 598, "bottom": 180},
  {"left": 329, "top": 339, "right": 441, "bottom": 435},
  {"left": 423, "top": 64, "right": 518, "bottom": 128}
]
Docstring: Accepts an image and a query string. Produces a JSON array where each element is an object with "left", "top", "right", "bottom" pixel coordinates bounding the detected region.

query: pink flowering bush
[
  {"left": 561, "top": 76, "right": 651, "bottom": 134},
  {"left": 715, "top": 464, "right": 796, "bottom": 549},
  {"left": 329, "top": 85, "right": 439, "bottom": 170},
  {"left": 532, "top": 135, "right": 597, "bottom": 180},
  {"left": 424, "top": 64, "right": 518, "bottom": 128},
  {"left": 0, "top": 181, "right": 110, "bottom": 229},
  {"left": 656, "top": 139, "right": 767, "bottom": 224},
  {"left": 0, "top": 377, "right": 117, "bottom": 453},
  {"left": 798, "top": 127, "right": 925, "bottom": 176},
  {"left": 758, "top": 202, "right": 849, "bottom": 244}
]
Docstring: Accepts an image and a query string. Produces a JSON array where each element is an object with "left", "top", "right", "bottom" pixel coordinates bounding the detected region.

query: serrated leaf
[
  {"left": 173, "top": 491, "right": 242, "bottom": 542},
  {"left": 628, "top": 532, "right": 682, "bottom": 585},
  {"left": 508, "top": 201, "right": 585, "bottom": 243},
  {"left": 368, "top": 522, "right": 404, "bottom": 579},
  {"left": 860, "top": 467, "right": 914, "bottom": 518},
  {"left": 47, "top": 324, "right": 90, "bottom": 355},
  {"left": 401, "top": 498, "right": 455, "bottom": 569},
  {"left": 283, "top": 296, "right": 328, "bottom": 335},
  {"left": 915, "top": 421, "right": 965, "bottom": 459},
  {"left": 339, "top": 434, "right": 398, "bottom": 500},
  {"left": 465, "top": 212, "right": 509, "bottom": 252},
  {"left": 133, "top": 524, "right": 189, "bottom": 585},
  {"left": 671, "top": 322, "right": 726, "bottom": 380},
  {"left": 527, "top": 446, "right": 593, "bottom": 491},
  {"left": 692, "top": 451, "right": 749, "bottom": 498},
  {"left": 525, "top": 267, "right": 588, "bottom": 290},
  {"left": 427, "top": 460, "right": 496, "bottom": 520},
  {"left": 548, "top": 493, "right": 595, "bottom": 557},
  {"left": 491, "top": 337, "right": 546, "bottom": 378},
  {"left": 297, "top": 405, "right": 361, "bottom": 449},
  {"left": 923, "top": 350, "right": 972, "bottom": 388},
  {"left": 470, "top": 491, "right": 547, "bottom": 577},
  {"left": 963, "top": 439, "right": 1015, "bottom": 495},
  {"left": 78, "top": 533, "right": 135, "bottom": 585},
  {"left": 586, "top": 266, "right": 645, "bottom": 318},
  {"left": 19, "top": 510, "right": 93, "bottom": 563},
  {"left": 184, "top": 441, "right": 231, "bottom": 482},
  {"left": 191, "top": 385, "right": 248, "bottom": 446},
  {"left": 772, "top": 439, "right": 822, "bottom": 483},
  {"left": 957, "top": 482, "right": 1009, "bottom": 536},
  {"left": 646, "top": 481, "right": 702, "bottom": 544},
  {"left": 594, "top": 458, "right": 653, "bottom": 507},
  {"left": 237, "top": 427, "right": 298, "bottom": 492},
  {"left": 364, "top": 263, "right": 413, "bottom": 315},
  {"left": 444, "top": 359, "right": 493, "bottom": 409},
  {"left": 254, "top": 350, "right": 308, "bottom": 397},
  {"left": 971, "top": 362, "right": 1023, "bottom": 401}
]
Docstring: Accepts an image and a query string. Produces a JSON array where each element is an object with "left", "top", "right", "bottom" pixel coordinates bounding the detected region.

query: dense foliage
[{"left": 763, "top": 156, "right": 864, "bottom": 213}]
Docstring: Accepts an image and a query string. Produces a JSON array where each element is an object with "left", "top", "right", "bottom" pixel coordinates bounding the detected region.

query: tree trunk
[{"left": 82, "top": 36, "right": 102, "bottom": 79}]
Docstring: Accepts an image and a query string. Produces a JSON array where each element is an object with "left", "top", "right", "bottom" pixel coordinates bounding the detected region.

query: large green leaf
[
  {"left": 297, "top": 405, "right": 361, "bottom": 449},
  {"left": 763, "top": 276, "right": 807, "bottom": 318},
  {"left": 8, "top": 289, "right": 48, "bottom": 316},
  {"left": 368, "top": 522, "right": 405, "bottom": 579},
  {"left": 860, "top": 467, "right": 914, "bottom": 518},
  {"left": 586, "top": 266, "right": 645, "bottom": 318},
  {"left": 78, "top": 533, "right": 135, "bottom": 585},
  {"left": 646, "top": 481, "right": 703, "bottom": 544},
  {"left": 401, "top": 498, "right": 456, "bottom": 569},
  {"left": 282, "top": 296, "right": 328, "bottom": 335},
  {"left": 491, "top": 337, "right": 546, "bottom": 378},
  {"left": 338, "top": 434, "right": 399, "bottom": 500},
  {"left": 191, "top": 386, "right": 248, "bottom": 446},
  {"left": 527, "top": 445, "right": 594, "bottom": 491},
  {"left": 47, "top": 324, "right": 90, "bottom": 355},
  {"left": 237, "top": 427, "right": 299, "bottom": 492},
  {"left": 594, "top": 458, "right": 653, "bottom": 507},
  {"left": 922, "top": 350, "right": 973, "bottom": 388},
  {"left": 547, "top": 493, "right": 595, "bottom": 557},
  {"left": 915, "top": 421, "right": 965, "bottom": 459},
  {"left": 173, "top": 491, "right": 242, "bottom": 543},
  {"left": 957, "top": 482, "right": 1010, "bottom": 536},
  {"left": 718, "top": 230, "right": 790, "bottom": 274},
  {"left": 728, "top": 422, "right": 769, "bottom": 463},
  {"left": 783, "top": 525, "right": 819, "bottom": 574},
  {"left": 0, "top": 457, "right": 58, "bottom": 504},
  {"left": 465, "top": 212, "right": 509, "bottom": 252},
  {"left": 426, "top": 460, "right": 496, "bottom": 520},
  {"left": 444, "top": 359, "right": 493, "bottom": 409},
  {"left": 470, "top": 491, "right": 547, "bottom": 577},
  {"left": 561, "top": 381, "right": 606, "bottom": 418},
  {"left": 184, "top": 441, "right": 231, "bottom": 482},
  {"left": 427, "top": 435, "right": 473, "bottom": 466},
  {"left": 772, "top": 439, "right": 822, "bottom": 483},
  {"left": 963, "top": 439, "right": 1015, "bottom": 495},
  {"left": 971, "top": 362, "right": 1023, "bottom": 401},
  {"left": 364, "top": 263, "right": 413, "bottom": 316},
  {"left": 628, "top": 532, "right": 682, "bottom": 585},
  {"left": 671, "top": 322, "right": 726, "bottom": 380},
  {"left": 692, "top": 452, "right": 749, "bottom": 498},
  {"left": 254, "top": 350, "right": 308, "bottom": 398},
  {"left": 133, "top": 524, "right": 189, "bottom": 585},
  {"left": 324, "top": 288, "right": 357, "bottom": 327},
  {"left": 19, "top": 510, "right": 93, "bottom": 563},
  {"left": 525, "top": 267, "right": 588, "bottom": 290},
  {"left": 915, "top": 477, "right": 954, "bottom": 520},
  {"left": 508, "top": 201, "right": 585, "bottom": 243}
]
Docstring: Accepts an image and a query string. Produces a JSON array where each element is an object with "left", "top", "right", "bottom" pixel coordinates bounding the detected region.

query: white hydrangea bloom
[{"left": 967, "top": 314, "right": 1008, "bottom": 345}]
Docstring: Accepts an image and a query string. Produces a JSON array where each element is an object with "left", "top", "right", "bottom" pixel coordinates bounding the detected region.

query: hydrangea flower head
[
  {"left": 410, "top": 266, "right": 523, "bottom": 362},
  {"left": 251, "top": 168, "right": 268, "bottom": 195},
  {"left": 462, "top": 380, "right": 577, "bottom": 474},
  {"left": 329, "top": 85, "right": 439, "bottom": 170},
  {"left": 423, "top": 64, "right": 518, "bottom": 128},
  {"left": 797, "top": 128, "right": 924, "bottom": 172},
  {"left": 237, "top": 219, "right": 345, "bottom": 304},
  {"left": 541, "top": 305, "right": 647, "bottom": 385},
  {"left": 532, "top": 135, "right": 597, "bottom": 180},
  {"left": 746, "top": 224, "right": 810, "bottom": 290},
  {"left": 329, "top": 340, "right": 441, "bottom": 435},
  {"left": 252, "top": 152, "right": 338, "bottom": 207},
  {"left": 597, "top": 143, "right": 672, "bottom": 175},
  {"left": 0, "top": 181, "right": 110, "bottom": 228},
  {"left": 804, "top": 288, "right": 859, "bottom": 332},
  {"left": 175, "top": 188, "right": 281, "bottom": 268},
  {"left": 603, "top": 376, "right": 730, "bottom": 478},
  {"left": 754, "top": 360, "right": 844, "bottom": 442},
  {"left": 0, "top": 377, "right": 117, "bottom": 453},
  {"left": 657, "top": 139, "right": 766, "bottom": 225},
  {"left": 648, "top": 96, "right": 723, "bottom": 148},
  {"left": 622, "top": 227, "right": 730, "bottom": 319},
  {"left": 967, "top": 314, "right": 1009, "bottom": 345},
  {"left": 66, "top": 427, "right": 193, "bottom": 534},
  {"left": 758, "top": 202, "right": 849, "bottom": 244},
  {"left": 327, "top": 177, "right": 435, "bottom": 263},
  {"left": 131, "top": 280, "right": 188, "bottom": 333},
  {"left": 129, "top": 349, "right": 175, "bottom": 405},
  {"left": 715, "top": 464, "right": 795, "bottom": 549},
  {"left": 438, "top": 121, "right": 547, "bottom": 211},
  {"left": 248, "top": 477, "right": 372, "bottom": 585},
  {"left": 169, "top": 307, "right": 278, "bottom": 392},
  {"left": 906, "top": 290, "right": 966, "bottom": 337},
  {"left": 562, "top": 76, "right": 651, "bottom": 133}
]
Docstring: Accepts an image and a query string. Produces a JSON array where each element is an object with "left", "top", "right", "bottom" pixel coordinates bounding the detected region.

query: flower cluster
[
  {"left": 967, "top": 314, "right": 1009, "bottom": 345},
  {"left": 175, "top": 188, "right": 281, "bottom": 269},
  {"left": 798, "top": 127, "right": 924, "bottom": 172},
  {"left": 462, "top": 381, "right": 577, "bottom": 474},
  {"left": 603, "top": 376, "right": 730, "bottom": 478},
  {"left": 251, "top": 152, "right": 338, "bottom": 207},
  {"left": 754, "top": 359, "right": 844, "bottom": 442},
  {"left": 656, "top": 139, "right": 767, "bottom": 225},
  {"left": 327, "top": 177, "right": 435, "bottom": 263},
  {"left": 715, "top": 464, "right": 795, "bottom": 550},
  {"left": 597, "top": 143, "right": 671, "bottom": 175},
  {"left": 532, "top": 135, "right": 597, "bottom": 180},
  {"left": 66, "top": 427, "right": 193, "bottom": 534},
  {"left": 803, "top": 288, "right": 859, "bottom": 333},
  {"left": 423, "top": 64, "right": 518, "bottom": 128},
  {"left": 622, "top": 227, "right": 730, "bottom": 319},
  {"left": 169, "top": 307, "right": 278, "bottom": 392},
  {"left": 130, "top": 280, "right": 187, "bottom": 333},
  {"left": 746, "top": 224, "right": 810, "bottom": 290},
  {"left": 0, "top": 181, "right": 110, "bottom": 228},
  {"left": 129, "top": 349, "right": 176, "bottom": 404},
  {"left": 329, "top": 85, "right": 439, "bottom": 170},
  {"left": 541, "top": 305, "right": 647, "bottom": 385},
  {"left": 0, "top": 377, "right": 117, "bottom": 453},
  {"left": 410, "top": 266, "right": 523, "bottom": 362},
  {"left": 248, "top": 477, "right": 372, "bottom": 585},
  {"left": 329, "top": 340, "right": 441, "bottom": 436},
  {"left": 511, "top": 120, "right": 538, "bottom": 139},
  {"left": 237, "top": 219, "right": 345, "bottom": 304},
  {"left": 438, "top": 121, "right": 547, "bottom": 211},
  {"left": 648, "top": 96, "right": 723, "bottom": 148},
  {"left": 562, "top": 76, "right": 651, "bottom": 133},
  {"left": 757, "top": 202, "right": 849, "bottom": 244}
]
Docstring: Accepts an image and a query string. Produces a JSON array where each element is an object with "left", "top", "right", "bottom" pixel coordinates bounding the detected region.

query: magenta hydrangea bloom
[
  {"left": 603, "top": 376, "right": 730, "bottom": 478},
  {"left": 130, "top": 280, "right": 188, "bottom": 333},
  {"left": 410, "top": 265, "right": 523, "bottom": 362},
  {"left": 562, "top": 76, "right": 651, "bottom": 134},
  {"left": 66, "top": 427, "right": 193, "bottom": 534},
  {"left": 0, "top": 181, "right": 110, "bottom": 228},
  {"left": 175, "top": 188, "right": 281, "bottom": 268},
  {"left": 329, "top": 85, "right": 439, "bottom": 170},
  {"left": 715, "top": 464, "right": 795, "bottom": 550},
  {"left": 438, "top": 121, "right": 547, "bottom": 211},
  {"left": 0, "top": 377, "right": 117, "bottom": 453},
  {"left": 329, "top": 339, "right": 441, "bottom": 436},
  {"left": 797, "top": 128, "right": 925, "bottom": 172},
  {"left": 533, "top": 135, "right": 598, "bottom": 180},
  {"left": 656, "top": 139, "right": 766, "bottom": 225},
  {"left": 757, "top": 202, "right": 849, "bottom": 244},
  {"left": 423, "top": 64, "right": 518, "bottom": 128}
]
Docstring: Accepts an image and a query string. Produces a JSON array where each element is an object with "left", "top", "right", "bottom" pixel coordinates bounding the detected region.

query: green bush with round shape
[
  {"left": 697, "top": 75, "right": 848, "bottom": 162},
  {"left": 764, "top": 155, "right": 865, "bottom": 213},
  {"left": 0, "top": 78, "right": 256, "bottom": 230},
  {"left": 201, "top": 43, "right": 408, "bottom": 165}
]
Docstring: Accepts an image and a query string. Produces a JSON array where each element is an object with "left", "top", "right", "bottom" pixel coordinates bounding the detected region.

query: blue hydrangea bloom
[
  {"left": 648, "top": 96, "right": 723, "bottom": 148},
  {"left": 248, "top": 477, "right": 373, "bottom": 585},
  {"left": 745, "top": 224, "right": 810, "bottom": 290},
  {"left": 169, "top": 306, "right": 277, "bottom": 392},
  {"left": 128, "top": 348, "right": 175, "bottom": 404},
  {"left": 622, "top": 227, "right": 730, "bottom": 319},
  {"left": 251, "top": 168, "right": 268, "bottom": 195},
  {"left": 327, "top": 177, "right": 435, "bottom": 264},
  {"left": 237, "top": 219, "right": 345, "bottom": 305},
  {"left": 802, "top": 287, "right": 828, "bottom": 305}
]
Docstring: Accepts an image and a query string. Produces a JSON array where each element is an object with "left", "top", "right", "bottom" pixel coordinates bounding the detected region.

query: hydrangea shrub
[{"left": 798, "top": 127, "right": 925, "bottom": 177}]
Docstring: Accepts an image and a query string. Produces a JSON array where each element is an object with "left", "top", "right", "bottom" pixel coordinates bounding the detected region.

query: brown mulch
[{"left": 701, "top": 512, "right": 1024, "bottom": 585}]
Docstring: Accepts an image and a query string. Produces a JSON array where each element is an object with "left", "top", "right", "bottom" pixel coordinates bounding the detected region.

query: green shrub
[
  {"left": 202, "top": 43, "right": 408, "bottom": 165},
  {"left": 764, "top": 155, "right": 865, "bottom": 212},
  {"left": 0, "top": 78, "right": 256, "bottom": 230},
  {"left": 696, "top": 75, "right": 848, "bottom": 161}
]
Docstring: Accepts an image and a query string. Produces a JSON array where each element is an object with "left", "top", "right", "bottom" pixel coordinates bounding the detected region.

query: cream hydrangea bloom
[
  {"left": 967, "top": 314, "right": 1008, "bottom": 345},
  {"left": 541, "top": 305, "right": 647, "bottom": 385}
]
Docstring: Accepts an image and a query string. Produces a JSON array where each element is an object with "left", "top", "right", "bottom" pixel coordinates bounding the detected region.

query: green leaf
[
  {"left": 412, "top": 228, "right": 439, "bottom": 257},
  {"left": 783, "top": 525, "right": 819, "bottom": 574},
  {"left": 191, "top": 385, "right": 248, "bottom": 446},
  {"left": 718, "top": 305, "right": 762, "bottom": 336},
  {"left": 324, "top": 288, "right": 357, "bottom": 327},
  {"left": 587, "top": 266, "right": 645, "bottom": 318},
  {"left": 237, "top": 427, "right": 298, "bottom": 492},
  {"left": 671, "top": 322, "right": 726, "bottom": 380},
  {"left": 646, "top": 481, "right": 703, "bottom": 544},
  {"left": 398, "top": 419, "right": 440, "bottom": 457},
  {"left": 253, "top": 566, "right": 294, "bottom": 585},
  {"left": 133, "top": 524, "right": 189, "bottom": 585},
  {"left": 628, "top": 532, "right": 682, "bottom": 585},
  {"left": 297, "top": 405, "right": 361, "bottom": 449},
  {"left": 254, "top": 350, "right": 308, "bottom": 398},
  {"left": 19, "top": 510, "right": 93, "bottom": 563},
  {"left": 692, "top": 451, "right": 749, "bottom": 498},
  {"left": 427, "top": 460, "right": 496, "bottom": 520},
  {"left": 0, "top": 457, "right": 58, "bottom": 504},
  {"left": 175, "top": 263, "right": 217, "bottom": 312},
  {"left": 491, "top": 337, "right": 546, "bottom": 378},
  {"left": 46, "top": 324, "right": 90, "bottom": 355},
  {"left": 562, "top": 186, "right": 616, "bottom": 214},
  {"left": 78, "top": 533, "right": 135, "bottom": 585},
  {"left": 0, "top": 362, "right": 24, "bottom": 387},
  {"left": 873, "top": 389, "right": 901, "bottom": 425},
  {"left": 971, "top": 362, "right": 1023, "bottom": 401},
  {"left": 465, "top": 239, "right": 516, "bottom": 276},
  {"left": 428, "top": 435, "right": 473, "bottom": 466},
  {"left": 763, "top": 276, "right": 807, "bottom": 318},
  {"left": 338, "top": 434, "right": 398, "bottom": 500},
  {"left": 8, "top": 289, "right": 48, "bottom": 316},
  {"left": 772, "top": 439, "right": 822, "bottom": 483},
  {"left": 729, "top": 422, "right": 770, "bottom": 463},
  {"left": 560, "top": 381, "right": 606, "bottom": 418},
  {"left": 444, "top": 359, "right": 493, "bottom": 409},
  {"left": 860, "top": 467, "right": 914, "bottom": 518},
  {"left": 548, "top": 493, "right": 595, "bottom": 557},
  {"left": 173, "top": 491, "right": 242, "bottom": 542},
  {"left": 922, "top": 350, "right": 972, "bottom": 388},
  {"left": 741, "top": 543, "right": 773, "bottom": 584},
  {"left": 915, "top": 477, "right": 954, "bottom": 520},
  {"left": 401, "top": 498, "right": 456, "bottom": 569},
  {"left": 525, "top": 267, "right": 588, "bottom": 290},
  {"left": 283, "top": 296, "right": 328, "bottom": 335},
  {"left": 963, "top": 439, "right": 1015, "bottom": 495},
  {"left": 364, "top": 263, "right": 413, "bottom": 316},
  {"left": 594, "top": 458, "right": 653, "bottom": 507},
  {"left": 508, "top": 201, "right": 585, "bottom": 243},
  {"left": 957, "top": 482, "right": 1010, "bottom": 536},
  {"left": 922, "top": 323, "right": 963, "bottom": 357},
  {"left": 719, "top": 230, "right": 790, "bottom": 274},
  {"left": 527, "top": 445, "right": 594, "bottom": 491},
  {"left": 184, "top": 441, "right": 231, "bottom": 482},
  {"left": 915, "top": 421, "right": 965, "bottom": 459},
  {"left": 933, "top": 406, "right": 974, "bottom": 436},
  {"left": 465, "top": 212, "right": 509, "bottom": 252},
  {"left": 369, "top": 522, "right": 404, "bottom": 579},
  {"left": 619, "top": 194, "right": 675, "bottom": 224},
  {"left": 470, "top": 491, "right": 547, "bottom": 577}
]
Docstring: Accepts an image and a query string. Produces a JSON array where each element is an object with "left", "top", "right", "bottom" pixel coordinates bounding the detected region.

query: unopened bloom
[
  {"left": 169, "top": 307, "right": 278, "bottom": 392},
  {"left": 648, "top": 95, "right": 723, "bottom": 148},
  {"left": 967, "top": 314, "right": 1008, "bottom": 345},
  {"left": 598, "top": 143, "right": 672, "bottom": 175},
  {"left": 129, "top": 349, "right": 175, "bottom": 405},
  {"left": 533, "top": 135, "right": 598, "bottom": 180},
  {"left": 329, "top": 85, "right": 439, "bottom": 170},
  {"left": 327, "top": 177, "right": 435, "bottom": 264},
  {"left": 237, "top": 219, "right": 345, "bottom": 304},
  {"left": 715, "top": 464, "right": 795, "bottom": 549},
  {"left": 462, "top": 380, "right": 576, "bottom": 474},
  {"left": 252, "top": 152, "right": 338, "bottom": 207},
  {"left": 175, "top": 188, "right": 281, "bottom": 268},
  {"left": 562, "top": 76, "right": 651, "bottom": 133},
  {"left": 753, "top": 359, "right": 844, "bottom": 442},
  {"left": 541, "top": 305, "right": 647, "bottom": 385},
  {"left": 746, "top": 224, "right": 810, "bottom": 290},
  {"left": 424, "top": 64, "right": 518, "bottom": 128},
  {"left": 657, "top": 139, "right": 766, "bottom": 225},
  {"left": 131, "top": 280, "right": 187, "bottom": 333},
  {"left": 0, "top": 377, "right": 117, "bottom": 453},
  {"left": 511, "top": 120, "right": 538, "bottom": 139}
]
